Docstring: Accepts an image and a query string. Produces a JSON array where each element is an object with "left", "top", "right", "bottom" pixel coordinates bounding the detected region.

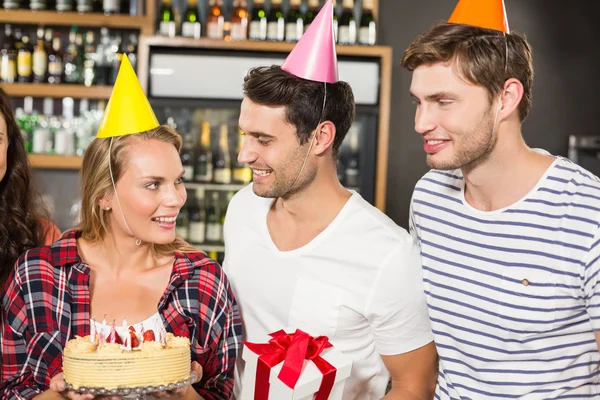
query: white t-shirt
[{"left": 223, "top": 185, "right": 434, "bottom": 399}]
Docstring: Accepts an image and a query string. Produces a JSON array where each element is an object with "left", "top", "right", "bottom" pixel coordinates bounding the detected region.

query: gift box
[{"left": 240, "top": 329, "right": 352, "bottom": 400}]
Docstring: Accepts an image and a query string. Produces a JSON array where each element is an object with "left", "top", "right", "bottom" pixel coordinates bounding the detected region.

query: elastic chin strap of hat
[
  {"left": 280, "top": 82, "right": 327, "bottom": 198},
  {"left": 492, "top": 32, "right": 509, "bottom": 140},
  {"left": 108, "top": 137, "right": 142, "bottom": 246}
]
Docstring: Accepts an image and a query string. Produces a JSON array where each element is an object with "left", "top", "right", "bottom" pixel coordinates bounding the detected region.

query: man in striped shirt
[{"left": 401, "top": 0, "right": 600, "bottom": 398}]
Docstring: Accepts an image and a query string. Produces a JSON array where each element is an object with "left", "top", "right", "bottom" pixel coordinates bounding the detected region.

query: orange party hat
[{"left": 448, "top": 0, "right": 510, "bottom": 34}]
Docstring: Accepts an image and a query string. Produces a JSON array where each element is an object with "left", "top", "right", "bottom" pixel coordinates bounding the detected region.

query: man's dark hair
[{"left": 243, "top": 65, "right": 356, "bottom": 156}]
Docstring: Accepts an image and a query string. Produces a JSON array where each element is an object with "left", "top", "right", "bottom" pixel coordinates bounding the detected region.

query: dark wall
[{"left": 379, "top": 0, "right": 600, "bottom": 229}]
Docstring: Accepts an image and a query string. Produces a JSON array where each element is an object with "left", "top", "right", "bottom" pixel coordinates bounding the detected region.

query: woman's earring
[{"left": 105, "top": 206, "right": 111, "bottom": 211}]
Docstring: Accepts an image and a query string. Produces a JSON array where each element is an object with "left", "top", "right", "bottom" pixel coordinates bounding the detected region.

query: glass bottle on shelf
[
  {"left": 0, "top": 25, "right": 17, "bottom": 84},
  {"left": 56, "top": 0, "right": 72, "bottom": 12},
  {"left": 207, "top": 0, "right": 224, "bottom": 40},
  {"left": 266, "top": 0, "right": 285, "bottom": 42},
  {"left": 195, "top": 121, "right": 213, "bottom": 182},
  {"left": 32, "top": 97, "right": 54, "bottom": 155},
  {"left": 180, "top": 134, "right": 195, "bottom": 182},
  {"left": 95, "top": 28, "right": 111, "bottom": 85},
  {"left": 47, "top": 36, "right": 63, "bottom": 84},
  {"left": 32, "top": 28, "right": 48, "bottom": 83},
  {"left": 358, "top": 0, "right": 376, "bottom": 46},
  {"left": 2, "top": 0, "right": 20, "bottom": 10},
  {"left": 158, "top": 0, "right": 176, "bottom": 37},
  {"left": 54, "top": 97, "right": 75, "bottom": 156},
  {"left": 338, "top": 0, "right": 356, "bottom": 45},
  {"left": 109, "top": 35, "right": 123, "bottom": 85},
  {"left": 230, "top": 0, "right": 248, "bottom": 41},
  {"left": 17, "top": 96, "right": 35, "bottom": 153},
  {"left": 82, "top": 31, "right": 97, "bottom": 87},
  {"left": 77, "top": 0, "right": 92, "bottom": 13},
  {"left": 181, "top": 0, "right": 201, "bottom": 40},
  {"left": 333, "top": 0, "right": 339, "bottom": 43},
  {"left": 213, "top": 123, "right": 231, "bottom": 184},
  {"left": 232, "top": 128, "right": 252, "bottom": 184},
  {"left": 285, "top": 0, "right": 303, "bottom": 42},
  {"left": 29, "top": 0, "right": 46, "bottom": 10},
  {"left": 103, "top": 0, "right": 119, "bottom": 14},
  {"left": 304, "top": 0, "right": 320, "bottom": 32},
  {"left": 205, "top": 191, "right": 222, "bottom": 243},
  {"left": 248, "top": 0, "right": 267, "bottom": 41},
  {"left": 125, "top": 34, "right": 138, "bottom": 71},
  {"left": 63, "top": 29, "right": 82, "bottom": 84},
  {"left": 188, "top": 189, "right": 206, "bottom": 244},
  {"left": 175, "top": 199, "right": 189, "bottom": 241},
  {"left": 344, "top": 125, "right": 360, "bottom": 188},
  {"left": 17, "top": 34, "right": 33, "bottom": 83}
]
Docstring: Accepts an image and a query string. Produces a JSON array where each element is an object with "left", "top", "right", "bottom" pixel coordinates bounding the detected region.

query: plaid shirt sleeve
[
  {"left": 1, "top": 248, "right": 66, "bottom": 399},
  {"left": 190, "top": 257, "right": 242, "bottom": 400}
]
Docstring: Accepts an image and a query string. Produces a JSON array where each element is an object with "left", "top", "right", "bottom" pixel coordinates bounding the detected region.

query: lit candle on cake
[{"left": 140, "top": 323, "right": 145, "bottom": 343}]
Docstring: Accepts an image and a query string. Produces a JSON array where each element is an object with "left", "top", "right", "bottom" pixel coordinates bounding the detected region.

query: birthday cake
[{"left": 63, "top": 323, "right": 191, "bottom": 391}]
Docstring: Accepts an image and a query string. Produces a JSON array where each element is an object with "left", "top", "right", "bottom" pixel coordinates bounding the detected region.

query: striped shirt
[
  {"left": 409, "top": 155, "right": 600, "bottom": 399},
  {"left": 1, "top": 230, "right": 242, "bottom": 400}
]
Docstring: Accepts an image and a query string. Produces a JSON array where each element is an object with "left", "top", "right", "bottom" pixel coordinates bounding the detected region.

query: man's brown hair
[{"left": 401, "top": 23, "right": 534, "bottom": 122}]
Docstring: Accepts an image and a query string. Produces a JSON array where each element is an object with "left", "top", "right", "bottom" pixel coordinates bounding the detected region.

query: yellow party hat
[{"left": 96, "top": 55, "right": 159, "bottom": 138}]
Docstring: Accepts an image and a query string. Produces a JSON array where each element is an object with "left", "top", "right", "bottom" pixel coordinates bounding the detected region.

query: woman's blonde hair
[{"left": 76, "top": 125, "right": 195, "bottom": 254}]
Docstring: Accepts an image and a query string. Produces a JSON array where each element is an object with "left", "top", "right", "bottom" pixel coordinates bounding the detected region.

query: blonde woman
[{"left": 1, "top": 123, "right": 242, "bottom": 400}]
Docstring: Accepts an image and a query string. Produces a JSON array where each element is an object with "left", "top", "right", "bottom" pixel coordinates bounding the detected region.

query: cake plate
[{"left": 65, "top": 372, "right": 199, "bottom": 400}]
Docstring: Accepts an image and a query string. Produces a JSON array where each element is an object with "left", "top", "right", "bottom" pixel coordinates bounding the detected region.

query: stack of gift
[{"left": 240, "top": 329, "right": 353, "bottom": 400}]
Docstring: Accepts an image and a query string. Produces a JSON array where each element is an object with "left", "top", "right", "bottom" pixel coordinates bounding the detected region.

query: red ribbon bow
[{"left": 244, "top": 329, "right": 337, "bottom": 400}]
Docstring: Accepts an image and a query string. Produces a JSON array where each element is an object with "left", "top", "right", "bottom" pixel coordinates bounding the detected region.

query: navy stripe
[
  {"left": 427, "top": 302, "right": 588, "bottom": 336},
  {"left": 538, "top": 187, "right": 600, "bottom": 202},
  {"left": 430, "top": 170, "right": 464, "bottom": 181},
  {"left": 414, "top": 187, "right": 463, "bottom": 205},
  {"left": 547, "top": 175, "right": 600, "bottom": 193},
  {"left": 422, "top": 177, "right": 462, "bottom": 192},
  {"left": 419, "top": 224, "right": 585, "bottom": 267},
  {"left": 425, "top": 279, "right": 585, "bottom": 313},
  {"left": 524, "top": 198, "right": 600, "bottom": 213},
  {"left": 504, "top": 208, "right": 598, "bottom": 226},
  {"left": 555, "top": 163, "right": 600, "bottom": 183},
  {"left": 416, "top": 211, "right": 587, "bottom": 251},
  {"left": 444, "top": 366, "right": 600, "bottom": 387},
  {"left": 423, "top": 265, "right": 583, "bottom": 300},
  {"left": 422, "top": 253, "right": 582, "bottom": 291},
  {"left": 413, "top": 199, "right": 594, "bottom": 239},
  {"left": 422, "top": 239, "right": 581, "bottom": 278}
]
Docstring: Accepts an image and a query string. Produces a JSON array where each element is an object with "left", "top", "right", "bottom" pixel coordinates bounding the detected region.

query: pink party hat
[{"left": 281, "top": 0, "right": 338, "bottom": 83}]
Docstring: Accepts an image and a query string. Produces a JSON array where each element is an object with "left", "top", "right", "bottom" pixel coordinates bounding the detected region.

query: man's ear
[{"left": 312, "top": 121, "right": 336, "bottom": 156}]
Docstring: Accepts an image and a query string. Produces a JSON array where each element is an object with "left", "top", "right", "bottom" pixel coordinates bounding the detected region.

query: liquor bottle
[
  {"left": 195, "top": 121, "right": 213, "bottom": 182},
  {"left": 304, "top": 0, "right": 320, "bottom": 32},
  {"left": 158, "top": 0, "right": 176, "bottom": 37},
  {"left": 63, "top": 29, "right": 82, "bottom": 84},
  {"left": 108, "top": 35, "right": 123, "bottom": 85},
  {"left": 344, "top": 126, "right": 360, "bottom": 187},
  {"left": 249, "top": 0, "right": 267, "bottom": 40},
  {"left": 213, "top": 123, "right": 231, "bottom": 184},
  {"left": 47, "top": 36, "right": 63, "bottom": 84},
  {"left": 230, "top": 0, "right": 248, "bottom": 41},
  {"left": 56, "top": 0, "right": 72, "bottom": 12},
  {"left": 266, "top": 0, "right": 285, "bottom": 42},
  {"left": 181, "top": 0, "right": 201, "bottom": 39},
  {"left": 175, "top": 199, "right": 189, "bottom": 240},
  {"left": 333, "top": 0, "right": 339, "bottom": 43},
  {"left": 358, "top": 0, "right": 376, "bottom": 46},
  {"left": 17, "top": 34, "right": 32, "bottom": 83},
  {"left": 180, "top": 135, "right": 195, "bottom": 182},
  {"left": 232, "top": 128, "right": 252, "bottom": 184},
  {"left": 77, "top": 0, "right": 92, "bottom": 13},
  {"left": 125, "top": 34, "right": 138, "bottom": 71},
  {"left": 207, "top": 0, "right": 224, "bottom": 40},
  {"left": 103, "top": 0, "right": 119, "bottom": 14},
  {"left": 2, "top": 0, "right": 20, "bottom": 10},
  {"left": 188, "top": 189, "right": 206, "bottom": 244},
  {"left": 32, "top": 28, "right": 47, "bottom": 83},
  {"left": 54, "top": 97, "right": 75, "bottom": 156},
  {"left": 0, "top": 25, "right": 17, "bottom": 84},
  {"left": 205, "top": 191, "right": 222, "bottom": 243},
  {"left": 82, "top": 31, "right": 98, "bottom": 87},
  {"left": 285, "top": 0, "right": 303, "bottom": 42},
  {"left": 338, "top": 0, "right": 356, "bottom": 45},
  {"left": 95, "top": 28, "right": 111, "bottom": 85},
  {"left": 29, "top": 0, "right": 46, "bottom": 10}
]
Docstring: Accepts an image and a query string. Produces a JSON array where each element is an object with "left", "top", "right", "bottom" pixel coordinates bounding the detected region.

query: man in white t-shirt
[{"left": 223, "top": 4, "right": 436, "bottom": 399}]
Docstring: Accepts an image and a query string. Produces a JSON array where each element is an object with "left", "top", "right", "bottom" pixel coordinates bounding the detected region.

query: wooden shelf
[
  {"left": 1, "top": 83, "right": 113, "bottom": 99},
  {"left": 29, "top": 154, "right": 82, "bottom": 169},
  {"left": 140, "top": 35, "right": 391, "bottom": 57},
  {"left": 0, "top": 9, "right": 151, "bottom": 31}
]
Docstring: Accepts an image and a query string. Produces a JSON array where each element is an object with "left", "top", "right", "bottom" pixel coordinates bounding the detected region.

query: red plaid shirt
[{"left": 1, "top": 230, "right": 242, "bottom": 400}]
